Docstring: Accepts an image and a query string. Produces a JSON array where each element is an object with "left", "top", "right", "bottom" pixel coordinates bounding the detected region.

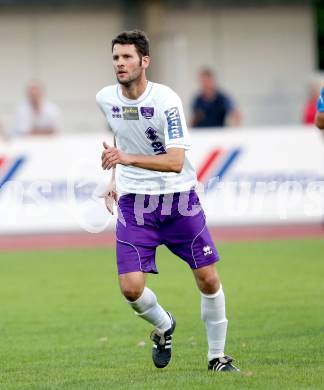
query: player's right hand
[
  {"left": 101, "top": 141, "right": 131, "bottom": 170},
  {"left": 99, "top": 179, "right": 117, "bottom": 215}
]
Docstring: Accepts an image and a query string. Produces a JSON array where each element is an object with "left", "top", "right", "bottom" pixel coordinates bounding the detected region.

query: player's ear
[{"left": 142, "top": 56, "right": 150, "bottom": 69}]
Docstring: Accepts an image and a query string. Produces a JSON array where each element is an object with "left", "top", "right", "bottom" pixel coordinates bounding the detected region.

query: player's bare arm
[
  {"left": 99, "top": 138, "right": 117, "bottom": 214},
  {"left": 101, "top": 141, "right": 185, "bottom": 173}
]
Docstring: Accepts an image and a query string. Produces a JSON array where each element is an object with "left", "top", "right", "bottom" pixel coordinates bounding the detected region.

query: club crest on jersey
[
  {"left": 122, "top": 106, "right": 139, "bottom": 120},
  {"left": 164, "top": 107, "right": 183, "bottom": 139},
  {"left": 140, "top": 107, "right": 154, "bottom": 119},
  {"left": 112, "top": 106, "right": 122, "bottom": 118}
]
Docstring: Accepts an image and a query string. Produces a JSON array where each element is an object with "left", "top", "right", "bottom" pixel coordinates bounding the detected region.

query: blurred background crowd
[{"left": 0, "top": 0, "right": 324, "bottom": 140}]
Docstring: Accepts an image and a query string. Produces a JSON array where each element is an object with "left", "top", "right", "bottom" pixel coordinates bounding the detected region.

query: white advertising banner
[
  {"left": 0, "top": 127, "right": 323, "bottom": 234},
  {"left": 191, "top": 127, "right": 324, "bottom": 225},
  {"left": 0, "top": 134, "right": 115, "bottom": 234}
]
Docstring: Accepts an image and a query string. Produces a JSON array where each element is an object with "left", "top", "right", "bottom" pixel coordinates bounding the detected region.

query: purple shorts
[{"left": 115, "top": 190, "right": 219, "bottom": 274}]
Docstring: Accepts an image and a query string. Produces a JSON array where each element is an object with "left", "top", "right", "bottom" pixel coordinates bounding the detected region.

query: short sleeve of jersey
[
  {"left": 96, "top": 88, "right": 113, "bottom": 132},
  {"left": 160, "top": 89, "right": 191, "bottom": 150},
  {"left": 96, "top": 89, "right": 108, "bottom": 116}
]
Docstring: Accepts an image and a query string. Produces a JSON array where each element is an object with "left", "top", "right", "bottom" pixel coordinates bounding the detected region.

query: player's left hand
[
  {"left": 101, "top": 141, "right": 130, "bottom": 170},
  {"left": 98, "top": 177, "right": 117, "bottom": 214}
]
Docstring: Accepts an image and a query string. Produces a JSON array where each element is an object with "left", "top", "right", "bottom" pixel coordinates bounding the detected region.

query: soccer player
[
  {"left": 315, "top": 87, "right": 324, "bottom": 130},
  {"left": 96, "top": 30, "right": 239, "bottom": 372}
]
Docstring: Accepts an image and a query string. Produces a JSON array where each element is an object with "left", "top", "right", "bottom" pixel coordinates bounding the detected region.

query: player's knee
[
  {"left": 198, "top": 273, "right": 220, "bottom": 294},
  {"left": 119, "top": 272, "right": 145, "bottom": 301},
  {"left": 121, "top": 285, "right": 144, "bottom": 301}
]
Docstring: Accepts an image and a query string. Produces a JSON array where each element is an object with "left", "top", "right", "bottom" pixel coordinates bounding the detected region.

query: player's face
[{"left": 112, "top": 44, "right": 148, "bottom": 86}]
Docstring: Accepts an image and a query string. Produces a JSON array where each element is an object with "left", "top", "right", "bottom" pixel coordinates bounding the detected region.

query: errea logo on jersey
[
  {"left": 145, "top": 127, "right": 166, "bottom": 155},
  {"left": 112, "top": 106, "right": 122, "bottom": 118},
  {"left": 164, "top": 107, "right": 183, "bottom": 139}
]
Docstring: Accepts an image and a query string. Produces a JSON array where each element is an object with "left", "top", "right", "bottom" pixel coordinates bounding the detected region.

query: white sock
[
  {"left": 201, "top": 285, "right": 228, "bottom": 361},
  {"left": 126, "top": 287, "right": 171, "bottom": 332}
]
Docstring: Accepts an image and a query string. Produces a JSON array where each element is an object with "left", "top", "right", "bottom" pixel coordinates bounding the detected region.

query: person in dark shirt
[{"left": 191, "top": 68, "right": 241, "bottom": 128}]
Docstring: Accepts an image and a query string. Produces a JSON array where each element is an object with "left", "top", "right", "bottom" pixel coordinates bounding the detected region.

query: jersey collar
[{"left": 116, "top": 81, "right": 153, "bottom": 105}]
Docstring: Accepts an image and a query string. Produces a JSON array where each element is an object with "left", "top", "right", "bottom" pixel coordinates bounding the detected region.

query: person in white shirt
[
  {"left": 12, "top": 82, "right": 61, "bottom": 137},
  {"left": 97, "top": 30, "right": 239, "bottom": 372},
  {"left": 96, "top": 81, "right": 195, "bottom": 195}
]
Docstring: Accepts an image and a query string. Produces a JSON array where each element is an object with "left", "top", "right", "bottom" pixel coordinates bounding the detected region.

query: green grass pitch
[{"left": 0, "top": 238, "right": 323, "bottom": 390}]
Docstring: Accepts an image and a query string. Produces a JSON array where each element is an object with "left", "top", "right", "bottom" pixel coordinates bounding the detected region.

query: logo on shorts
[
  {"left": 203, "top": 245, "right": 213, "bottom": 256},
  {"left": 122, "top": 106, "right": 139, "bottom": 120},
  {"left": 140, "top": 107, "right": 154, "bottom": 119},
  {"left": 112, "top": 106, "right": 122, "bottom": 118},
  {"left": 164, "top": 107, "right": 183, "bottom": 139}
]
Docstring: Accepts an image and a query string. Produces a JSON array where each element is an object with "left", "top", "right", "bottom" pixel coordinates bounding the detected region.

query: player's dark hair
[{"left": 112, "top": 30, "right": 150, "bottom": 58}]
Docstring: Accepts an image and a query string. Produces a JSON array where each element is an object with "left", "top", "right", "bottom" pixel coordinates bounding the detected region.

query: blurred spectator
[
  {"left": 302, "top": 74, "right": 324, "bottom": 125},
  {"left": 315, "top": 86, "right": 324, "bottom": 130},
  {"left": 11, "top": 82, "right": 61, "bottom": 137},
  {"left": 190, "top": 68, "right": 241, "bottom": 128}
]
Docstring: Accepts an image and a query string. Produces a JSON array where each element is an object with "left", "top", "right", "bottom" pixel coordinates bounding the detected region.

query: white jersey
[{"left": 96, "top": 81, "right": 197, "bottom": 195}]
